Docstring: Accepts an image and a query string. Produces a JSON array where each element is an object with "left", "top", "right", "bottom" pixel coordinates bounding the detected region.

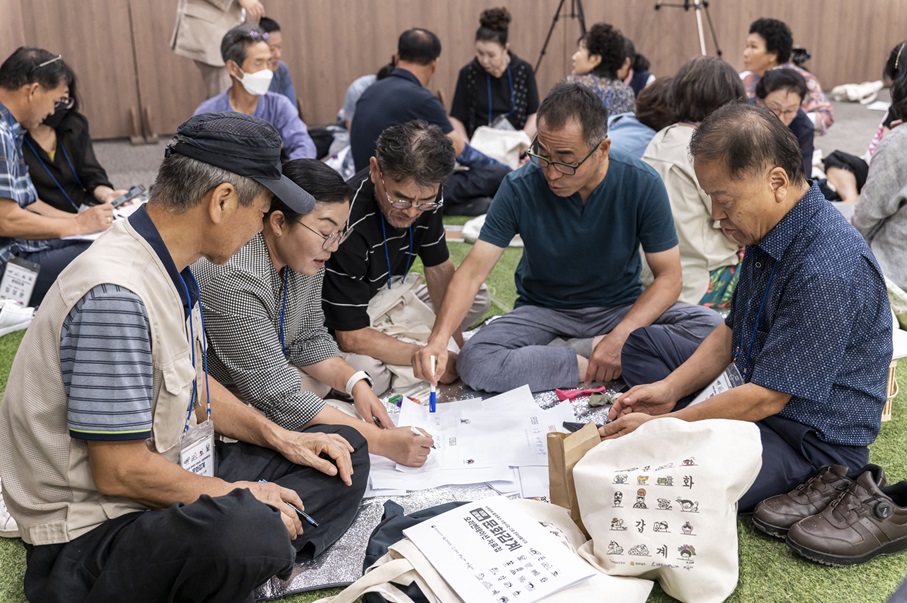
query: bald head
[{"left": 690, "top": 103, "right": 806, "bottom": 186}]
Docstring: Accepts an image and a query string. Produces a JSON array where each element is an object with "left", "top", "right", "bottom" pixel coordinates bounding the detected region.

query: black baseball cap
[{"left": 166, "top": 112, "right": 315, "bottom": 214}]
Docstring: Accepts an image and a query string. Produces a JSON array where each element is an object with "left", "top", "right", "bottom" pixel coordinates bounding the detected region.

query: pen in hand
[
  {"left": 429, "top": 355, "right": 437, "bottom": 413},
  {"left": 257, "top": 479, "right": 319, "bottom": 527}
]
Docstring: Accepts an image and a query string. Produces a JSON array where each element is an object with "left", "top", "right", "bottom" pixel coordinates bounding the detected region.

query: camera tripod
[
  {"left": 654, "top": 0, "right": 722, "bottom": 57},
  {"left": 535, "top": 0, "right": 587, "bottom": 73}
]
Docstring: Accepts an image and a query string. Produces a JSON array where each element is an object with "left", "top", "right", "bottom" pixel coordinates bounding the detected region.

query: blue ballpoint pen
[
  {"left": 258, "top": 480, "right": 319, "bottom": 527},
  {"left": 429, "top": 355, "right": 437, "bottom": 413}
]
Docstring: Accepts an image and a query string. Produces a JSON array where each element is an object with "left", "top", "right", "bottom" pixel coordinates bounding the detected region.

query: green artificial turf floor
[{"left": 1, "top": 229, "right": 905, "bottom": 602}]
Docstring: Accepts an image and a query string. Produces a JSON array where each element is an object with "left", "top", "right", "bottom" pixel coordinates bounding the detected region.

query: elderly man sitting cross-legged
[
  {"left": 602, "top": 104, "right": 892, "bottom": 517},
  {"left": 0, "top": 113, "right": 368, "bottom": 602}
]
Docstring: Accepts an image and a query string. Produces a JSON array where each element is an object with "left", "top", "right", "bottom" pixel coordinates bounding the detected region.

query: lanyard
[
  {"left": 278, "top": 267, "right": 289, "bottom": 357},
  {"left": 733, "top": 255, "right": 778, "bottom": 381},
  {"left": 180, "top": 271, "right": 211, "bottom": 431},
  {"left": 486, "top": 64, "right": 515, "bottom": 126},
  {"left": 22, "top": 135, "right": 84, "bottom": 211},
  {"left": 379, "top": 215, "right": 413, "bottom": 290}
]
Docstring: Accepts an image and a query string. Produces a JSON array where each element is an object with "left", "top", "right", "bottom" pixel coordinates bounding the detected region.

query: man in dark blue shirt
[
  {"left": 350, "top": 28, "right": 509, "bottom": 216},
  {"left": 602, "top": 104, "right": 893, "bottom": 512}
]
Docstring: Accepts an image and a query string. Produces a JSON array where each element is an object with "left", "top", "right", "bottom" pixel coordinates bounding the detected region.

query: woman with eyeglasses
[
  {"left": 23, "top": 70, "right": 128, "bottom": 213},
  {"left": 194, "top": 159, "right": 434, "bottom": 467}
]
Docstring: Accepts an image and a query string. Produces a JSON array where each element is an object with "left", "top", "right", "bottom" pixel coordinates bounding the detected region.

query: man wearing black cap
[{"left": 0, "top": 112, "right": 369, "bottom": 601}]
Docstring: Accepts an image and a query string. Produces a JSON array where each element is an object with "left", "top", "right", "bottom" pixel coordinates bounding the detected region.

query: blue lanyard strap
[
  {"left": 486, "top": 64, "right": 515, "bottom": 126},
  {"left": 278, "top": 267, "right": 289, "bottom": 357},
  {"left": 22, "top": 136, "right": 80, "bottom": 211},
  {"left": 379, "top": 216, "right": 413, "bottom": 290},
  {"left": 733, "top": 256, "right": 778, "bottom": 381},
  {"left": 180, "top": 271, "right": 211, "bottom": 431}
]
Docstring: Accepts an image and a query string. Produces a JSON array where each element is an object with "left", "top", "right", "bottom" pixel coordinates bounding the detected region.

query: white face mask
[{"left": 234, "top": 67, "right": 273, "bottom": 96}]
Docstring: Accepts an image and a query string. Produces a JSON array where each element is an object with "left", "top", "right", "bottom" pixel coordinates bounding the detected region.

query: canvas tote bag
[
  {"left": 314, "top": 499, "right": 653, "bottom": 603},
  {"left": 574, "top": 418, "right": 762, "bottom": 603}
]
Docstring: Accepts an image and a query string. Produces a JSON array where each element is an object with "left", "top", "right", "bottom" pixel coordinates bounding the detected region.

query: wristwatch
[{"left": 345, "top": 370, "right": 374, "bottom": 396}]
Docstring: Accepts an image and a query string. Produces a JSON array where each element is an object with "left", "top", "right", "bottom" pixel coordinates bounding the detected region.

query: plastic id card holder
[
  {"left": 0, "top": 256, "right": 40, "bottom": 306},
  {"left": 180, "top": 419, "right": 216, "bottom": 477},
  {"left": 688, "top": 363, "right": 744, "bottom": 407}
]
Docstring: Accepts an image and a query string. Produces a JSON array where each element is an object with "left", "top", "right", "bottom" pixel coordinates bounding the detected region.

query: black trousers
[
  {"left": 444, "top": 163, "right": 511, "bottom": 216},
  {"left": 23, "top": 424, "right": 369, "bottom": 603},
  {"left": 621, "top": 327, "right": 869, "bottom": 514}
]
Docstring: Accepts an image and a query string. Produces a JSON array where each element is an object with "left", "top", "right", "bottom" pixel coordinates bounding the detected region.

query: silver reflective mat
[{"left": 254, "top": 380, "right": 623, "bottom": 600}]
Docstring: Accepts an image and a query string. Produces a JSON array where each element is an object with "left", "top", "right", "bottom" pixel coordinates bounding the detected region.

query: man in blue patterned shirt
[
  {"left": 0, "top": 47, "right": 114, "bottom": 305},
  {"left": 601, "top": 104, "right": 892, "bottom": 512}
]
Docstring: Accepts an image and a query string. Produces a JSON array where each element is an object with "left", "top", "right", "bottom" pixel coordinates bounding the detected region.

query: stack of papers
[{"left": 366, "top": 385, "right": 576, "bottom": 498}]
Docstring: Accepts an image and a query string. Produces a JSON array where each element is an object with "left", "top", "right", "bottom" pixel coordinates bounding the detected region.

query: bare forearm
[
  {"left": 671, "top": 382, "right": 790, "bottom": 423},
  {"left": 0, "top": 199, "right": 80, "bottom": 239},
  {"left": 201, "top": 377, "right": 288, "bottom": 451},
  {"left": 89, "top": 442, "right": 237, "bottom": 509},
  {"left": 663, "top": 323, "right": 733, "bottom": 399},
  {"left": 424, "top": 261, "right": 463, "bottom": 343},
  {"left": 608, "top": 273, "right": 680, "bottom": 339},
  {"left": 336, "top": 327, "right": 421, "bottom": 366},
  {"left": 300, "top": 356, "right": 356, "bottom": 393}
]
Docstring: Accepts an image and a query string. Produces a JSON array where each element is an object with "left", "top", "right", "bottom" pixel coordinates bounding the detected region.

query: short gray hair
[
  {"left": 221, "top": 23, "right": 268, "bottom": 67},
  {"left": 374, "top": 120, "right": 456, "bottom": 188},
  {"left": 149, "top": 153, "right": 266, "bottom": 212}
]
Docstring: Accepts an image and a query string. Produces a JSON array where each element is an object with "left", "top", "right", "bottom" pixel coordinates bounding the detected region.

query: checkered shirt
[{"left": 194, "top": 234, "right": 338, "bottom": 430}]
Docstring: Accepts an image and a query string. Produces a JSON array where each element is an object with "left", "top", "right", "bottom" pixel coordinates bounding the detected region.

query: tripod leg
[
  {"left": 693, "top": 0, "right": 707, "bottom": 55},
  {"left": 535, "top": 0, "right": 568, "bottom": 73},
  {"left": 702, "top": 1, "right": 723, "bottom": 58},
  {"left": 574, "top": 0, "right": 587, "bottom": 37}
]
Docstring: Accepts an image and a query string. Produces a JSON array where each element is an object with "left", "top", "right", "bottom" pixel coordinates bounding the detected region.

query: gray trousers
[{"left": 457, "top": 303, "right": 722, "bottom": 393}]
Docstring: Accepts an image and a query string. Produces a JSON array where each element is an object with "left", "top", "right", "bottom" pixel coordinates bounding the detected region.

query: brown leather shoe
[
  {"left": 786, "top": 472, "right": 907, "bottom": 566},
  {"left": 753, "top": 465, "right": 887, "bottom": 538}
]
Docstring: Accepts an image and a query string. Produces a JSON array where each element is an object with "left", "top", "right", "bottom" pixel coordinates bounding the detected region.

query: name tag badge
[
  {"left": 0, "top": 257, "right": 41, "bottom": 306},
  {"left": 180, "top": 419, "right": 215, "bottom": 477},
  {"left": 688, "top": 363, "right": 744, "bottom": 407}
]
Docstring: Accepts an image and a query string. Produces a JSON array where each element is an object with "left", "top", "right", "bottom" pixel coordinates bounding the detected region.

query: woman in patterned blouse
[{"left": 564, "top": 22, "right": 636, "bottom": 116}]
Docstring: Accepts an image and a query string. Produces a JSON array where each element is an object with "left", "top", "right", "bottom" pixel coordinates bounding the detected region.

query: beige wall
[{"left": 1, "top": 0, "right": 904, "bottom": 138}]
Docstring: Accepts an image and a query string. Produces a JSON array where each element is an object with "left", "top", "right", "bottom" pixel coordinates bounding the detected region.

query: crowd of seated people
[{"left": 0, "top": 8, "right": 904, "bottom": 601}]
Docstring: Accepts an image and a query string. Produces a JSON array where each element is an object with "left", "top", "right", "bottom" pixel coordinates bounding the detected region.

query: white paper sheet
[{"left": 404, "top": 497, "right": 595, "bottom": 603}]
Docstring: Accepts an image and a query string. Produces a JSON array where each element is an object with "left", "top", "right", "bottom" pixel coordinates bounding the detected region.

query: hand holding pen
[{"left": 255, "top": 479, "right": 318, "bottom": 536}]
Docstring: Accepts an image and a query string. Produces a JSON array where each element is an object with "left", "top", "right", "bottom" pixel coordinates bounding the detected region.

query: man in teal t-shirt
[{"left": 412, "top": 82, "right": 721, "bottom": 393}]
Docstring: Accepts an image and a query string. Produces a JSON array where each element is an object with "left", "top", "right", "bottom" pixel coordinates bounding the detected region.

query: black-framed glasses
[
  {"left": 54, "top": 97, "right": 74, "bottom": 110},
  {"left": 29, "top": 54, "right": 62, "bottom": 77},
  {"left": 297, "top": 220, "right": 352, "bottom": 250},
  {"left": 378, "top": 170, "right": 444, "bottom": 211},
  {"left": 526, "top": 136, "right": 604, "bottom": 175}
]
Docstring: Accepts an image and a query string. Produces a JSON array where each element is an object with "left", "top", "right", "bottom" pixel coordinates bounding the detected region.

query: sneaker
[
  {"left": 753, "top": 464, "right": 887, "bottom": 537},
  {"left": 0, "top": 300, "right": 35, "bottom": 337},
  {"left": 0, "top": 478, "right": 19, "bottom": 538},
  {"left": 786, "top": 472, "right": 907, "bottom": 566}
]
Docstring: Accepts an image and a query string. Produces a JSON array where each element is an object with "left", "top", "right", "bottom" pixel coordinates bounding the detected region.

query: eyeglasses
[
  {"left": 29, "top": 54, "right": 62, "bottom": 77},
  {"left": 526, "top": 136, "right": 604, "bottom": 175},
  {"left": 378, "top": 170, "right": 444, "bottom": 210},
  {"left": 765, "top": 104, "right": 799, "bottom": 120},
  {"left": 54, "top": 97, "right": 74, "bottom": 110},
  {"left": 296, "top": 220, "right": 352, "bottom": 250}
]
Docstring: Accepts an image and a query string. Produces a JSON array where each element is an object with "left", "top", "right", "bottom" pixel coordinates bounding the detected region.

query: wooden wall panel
[
  {"left": 4, "top": 0, "right": 905, "bottom": 138},
  {"left": 0, "top": 0, "right": 26, "bottom": 57},
  {"left": 267, "top": 0, "right": 906, "bottom": 127},
  {"left": 129, "top": 0, "right": 209, "bottom": 136},
  {"left": 16, "top": 0, "right": 139, "bottom": 139}
]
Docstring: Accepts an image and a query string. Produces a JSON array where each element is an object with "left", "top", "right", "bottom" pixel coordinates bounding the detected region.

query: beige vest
[{"left": 0, "top": 219, "right": 204, "bottom": 545}]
